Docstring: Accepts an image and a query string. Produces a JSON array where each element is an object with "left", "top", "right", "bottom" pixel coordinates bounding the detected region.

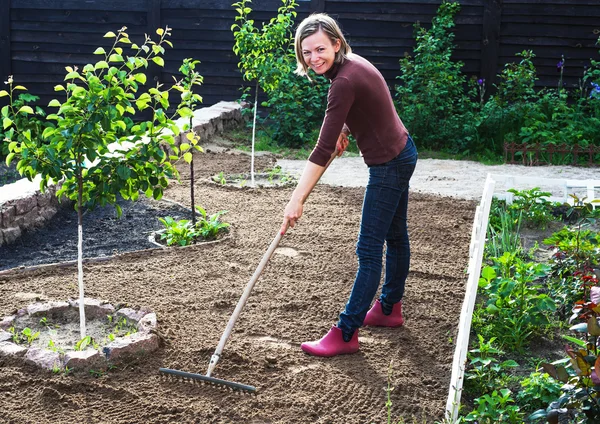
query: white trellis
[{"left": 444, "top": 174, "right": 600, "bottom": 422}]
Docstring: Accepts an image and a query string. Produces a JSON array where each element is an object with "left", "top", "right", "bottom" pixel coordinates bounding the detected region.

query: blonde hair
[{"left": 294, "top": 13, "right": 351, "bottom": 78}]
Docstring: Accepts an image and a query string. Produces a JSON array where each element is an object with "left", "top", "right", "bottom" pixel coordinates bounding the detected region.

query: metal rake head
[{"left": 159, "top": 367, "right": 257, "bottom": 393}]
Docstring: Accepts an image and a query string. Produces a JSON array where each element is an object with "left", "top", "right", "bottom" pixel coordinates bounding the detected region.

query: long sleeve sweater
[{"left": 308, "top": 54, "right": 409, "bottom": 167}]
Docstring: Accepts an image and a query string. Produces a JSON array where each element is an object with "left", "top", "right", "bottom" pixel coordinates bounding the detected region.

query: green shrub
[
  {"left": 395, "top": 1, "right": 477, "bottom": 154},
  {"left": 262, "top": 52, "right": 328, "bottom": 148}
]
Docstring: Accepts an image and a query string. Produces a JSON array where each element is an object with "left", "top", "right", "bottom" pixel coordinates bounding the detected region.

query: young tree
[
  {"left": 2, "top": 26, "right": 184, "bottom": 339},
  {"left": 172, "top": 58, "right": 204, "bottom": 224},
  {"left": 231, "top": 0, "right": 297, "bottom": 186}
]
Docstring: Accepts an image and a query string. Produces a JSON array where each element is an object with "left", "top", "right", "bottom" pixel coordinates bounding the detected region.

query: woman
[{"left": 280, "top": 13, "right": 418, "bottom": 357}]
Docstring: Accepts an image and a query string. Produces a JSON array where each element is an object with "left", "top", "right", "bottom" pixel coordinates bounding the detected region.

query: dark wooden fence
[{"left": 1, "top": 0, "right": 599, "bottom": 108}]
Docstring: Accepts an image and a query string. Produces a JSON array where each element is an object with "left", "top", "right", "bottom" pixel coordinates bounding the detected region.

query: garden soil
[{"left": 0, "top": 149, "right": 494, "bottom": 423}]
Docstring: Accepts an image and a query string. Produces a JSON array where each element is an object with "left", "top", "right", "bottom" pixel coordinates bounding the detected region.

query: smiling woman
[{"left": 280, "top": 13, "right": 417, "bottom": 358}]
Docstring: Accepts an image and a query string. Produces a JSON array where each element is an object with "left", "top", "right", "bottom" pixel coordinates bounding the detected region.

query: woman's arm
[{"left": 279, "top": 137, "right": 344, "bottom": 235}]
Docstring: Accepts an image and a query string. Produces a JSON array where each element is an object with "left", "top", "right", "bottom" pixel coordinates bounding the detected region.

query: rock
[
  {"left": 1, "top": 227, "right": 21, "bottom": 245},
  {"left": 115, "top": 307, "right": 147, "bottom": 324},
  {"left": 39, "top": 206, "right": 57, "bottom": 222},
  {"left": 64, "top": 349, "right": 102, "bottom": 370},
  {"left": 0, "top": 315, "right": 15, "bottom": 330},
  {"left": 25, "top": 348, "right": 62, "bottom": 370},
  {"left": 15, "top": 196, "right": 37, "bottom": 215},
  {"left": 137, "top": 313, "right": 157, "bottom": 333},
  {"left": 27, "top": 301, "right": 70, "bottom": 318},
  {"left": 68, "top": 298, "right": 114, "bottom": 319},
  {"left": 103, "top": 333, "right": 159, "bottom": 361},
  {"left": 0, "top": 342, "right": 27, "bottom": 357},
  {"left": 1, "top": 205, "right": 16, "bottom": 226},
  {"left": 0, "top": 331, "right": 12, "bottom": 342}
]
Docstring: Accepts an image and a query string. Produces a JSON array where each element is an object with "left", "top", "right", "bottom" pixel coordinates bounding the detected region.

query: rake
[{"left": 159, "top": 231, "right": 283, "bottom": 393}]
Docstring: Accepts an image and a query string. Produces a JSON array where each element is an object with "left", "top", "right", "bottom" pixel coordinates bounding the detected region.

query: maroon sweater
[{"left": 309, "top": 54, "right": 408, "bottom": 167}]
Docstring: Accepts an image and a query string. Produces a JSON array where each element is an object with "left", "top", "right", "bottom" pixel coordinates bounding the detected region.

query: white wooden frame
[{"left": 445, "top": 174, "right": 600, "bottom": 422}]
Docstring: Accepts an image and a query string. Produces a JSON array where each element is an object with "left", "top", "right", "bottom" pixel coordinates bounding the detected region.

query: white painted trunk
[
  {"left": 250, "top": 84, "right": 258, "bottom": 187},
  {"left": 77, "top": 222, "right": 86, "bottom": 338}
]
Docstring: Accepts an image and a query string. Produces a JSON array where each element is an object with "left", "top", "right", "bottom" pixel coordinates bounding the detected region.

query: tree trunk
[
  {"left": 77, "top": 162, "right": 87, "bottom": 338},
  {"left": 190, "top": 155, "right": 196, "bottom": 225},
  {"left": 250, "top": 81, "right": 258, "bottom": 187}
]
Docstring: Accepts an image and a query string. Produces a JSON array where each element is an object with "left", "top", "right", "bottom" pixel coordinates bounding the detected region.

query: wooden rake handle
[{"left": 206, "top": 231, "right": 283, "bottom": 377}]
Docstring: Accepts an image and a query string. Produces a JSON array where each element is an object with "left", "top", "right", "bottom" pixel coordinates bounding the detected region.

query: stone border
[
  {"left": 0, "top": 298, "right": 158, "bottom": 372},
  {"left": 0, "top": 101, "right": 244, "bottom": 247}
]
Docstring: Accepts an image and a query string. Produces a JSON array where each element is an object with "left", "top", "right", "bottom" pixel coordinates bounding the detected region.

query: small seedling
[
  {"left": 74, "top": 335, "right": 92, "bottom": 351},
  {"left": 213, "top": 172, "right": 227, "bottom": 185},
  {"left": 89, "top": 369, "right": 106, "bottom": 378},
  {"left": 22, "top": 327, "right": 40, "bottom": 346}
]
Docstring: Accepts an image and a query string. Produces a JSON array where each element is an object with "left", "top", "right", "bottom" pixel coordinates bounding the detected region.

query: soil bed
[{"left": 0, "top": 151, "right": 475, "bottom": 423}]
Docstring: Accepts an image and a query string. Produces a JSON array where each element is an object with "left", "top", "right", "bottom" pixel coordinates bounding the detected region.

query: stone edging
[
  {"left": 0, "top": 298, "right": 158, "bottom": 372},
  {"left": 0, "top": 101, "right": 243, "bottom": 247}
]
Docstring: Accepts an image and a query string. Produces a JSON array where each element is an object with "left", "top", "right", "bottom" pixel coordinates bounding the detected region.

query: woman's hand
[
  {"left": 336, "top": 132, "right": 349, "bottom": 157},
  {"left": 280, "top": 197, "right": 304, "bottom": 235}
]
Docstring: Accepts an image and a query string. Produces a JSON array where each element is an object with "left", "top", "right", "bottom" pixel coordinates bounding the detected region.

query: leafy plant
[
  {"left": 0, "top": 91, "right": 46, "bottom": 158},
  {"left": 21, "top": 327, "right": 40, "bottom": 346},
  {"left": 476, "top": 260, "right": 556, "bottom": 352},
  {"left": 158, "top": 206, "right": 229, "bottom": 246},
  {"left": 517, "top": 370, "right": 563, "bottom": 414},
  {"left": 395, "top": 1, "right": 476, "bottom": 154},
  {"left": 74, "top": 335, "right": 92, "bottom": 351},
  {"left": 213, "top": 172, "right": 226, "bottom": 185},
  {"left": 2, "top": 26, "right": 188, "bottom": 338},
  {"left": 507, "top": 187, "right": 555, "bottom": 229},
  {"left": 464, "top": 335, "right": 518, "bottom": 394},
  {"left": 262, "top": 54, "right": 328, "bottom": 148},
  {"left": 231, "top": 0, "right": 298, "bottom": 185},
  {"left": 462, "top": 389, "right": 523, "bottom": 423}
]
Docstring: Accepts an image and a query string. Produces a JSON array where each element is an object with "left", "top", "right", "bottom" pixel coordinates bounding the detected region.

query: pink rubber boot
[
  {"left": 363, "top": 299, "right": 404, "bottom": 327},
  {"left": 300, "top": 326, "right": 359, "bottom": 357}
]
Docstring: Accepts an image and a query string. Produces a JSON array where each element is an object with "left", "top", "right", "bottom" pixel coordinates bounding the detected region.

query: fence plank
[
  {"left": 12, "top": 0, "right": 148, "bottom": 11},
  {"left": 480, "top": 0, "right": 502, "bottom": 88},
  {"left": 0, "top": 0, "right": 10, "bottom": 93}
]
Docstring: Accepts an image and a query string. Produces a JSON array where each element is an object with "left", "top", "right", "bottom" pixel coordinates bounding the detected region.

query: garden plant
[{"left": 461, "top": 189, "right": 600, "bottom": 423}]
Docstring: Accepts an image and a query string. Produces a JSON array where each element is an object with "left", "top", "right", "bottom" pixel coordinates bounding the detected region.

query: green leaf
[
  {"left": 562, "top": 335, "right": 587, "bottom": 348},
  {"left": 134, "top": 74, "right": 147, "bottom": 84},
  {"left": 104, "top": 31, "right": 117, "bottom": 38},
  {"left": 18, "top": 106, "right": 34, "bottom": 114},
  {"left": 54, "top": 85, "right": 65, "bottom": 91},
  {"left": 5, "top": 152, "right": 15, "bottom": 166},
  {"left": 95, "top": 61, "right": 109, "bottom": 70},
  {"left": 156, "top": 28, "right": 164, "bottom": 36},
  {"left": 14, "top": 85, "right": 26, "bottom": 90},
  {"left": 152, "top": 57, "right": 165, "bottom": 67},
  {"left": 0, "top": 90, "right": 8, "bottom": 97},
  {"left": 180, "top": 143, "right": 190, "bottom": 152},
  {"left": 48, "top": 99, "right": 61, "bottom": 107},
  {"left": 183, "top": 152, "right": 193, "bottom": 163},
  {"left": 2, "top": 117, "right": 12, "bottom": 129},
  {"left": 178, "top": 107, "right": 193, "bottom": 118},
  {"left": 109, "top": 54, "right": 124, "bottom": 63},
  {"left": 93, "top": 47, "right": 106, "bottom": 55}
]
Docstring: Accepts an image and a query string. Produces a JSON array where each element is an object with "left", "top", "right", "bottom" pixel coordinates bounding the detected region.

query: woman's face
[{"left": 301, "top": 30, "right": 341, "bottom": 75}]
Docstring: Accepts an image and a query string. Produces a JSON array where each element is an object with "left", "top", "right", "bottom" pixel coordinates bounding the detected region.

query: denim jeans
[{"left": 337, "top": 135, "right": 417, "bottom": 336}]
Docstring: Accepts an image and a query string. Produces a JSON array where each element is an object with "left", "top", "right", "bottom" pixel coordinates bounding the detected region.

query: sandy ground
[{"left": 0, "top": 150, "right": 475, "bottom": 423}]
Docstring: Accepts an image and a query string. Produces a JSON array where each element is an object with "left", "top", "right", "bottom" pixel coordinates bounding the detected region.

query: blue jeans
[{"left": 337, "top": 135, "right": 417, "bottom": 336}]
